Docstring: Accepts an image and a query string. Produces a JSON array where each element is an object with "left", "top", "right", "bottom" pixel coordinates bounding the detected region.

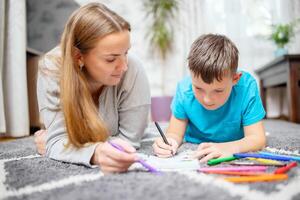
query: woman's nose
[{"left": 117, "top": 55, "right": 128, "bottom": 71}]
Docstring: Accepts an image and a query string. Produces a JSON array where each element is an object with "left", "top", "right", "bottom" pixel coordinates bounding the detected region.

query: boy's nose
[{"left": 203, "top": 95, "right": 212, "bottom": 104}]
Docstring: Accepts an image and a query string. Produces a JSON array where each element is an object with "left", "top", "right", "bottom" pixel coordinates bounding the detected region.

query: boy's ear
[{"left": 232, "top": 72, "right": 242, "bottom": 85}]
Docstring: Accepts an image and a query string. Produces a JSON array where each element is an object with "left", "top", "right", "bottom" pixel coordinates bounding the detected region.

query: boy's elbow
[{"left": 258, "top": 134, "right": 267, "bottom": 150}]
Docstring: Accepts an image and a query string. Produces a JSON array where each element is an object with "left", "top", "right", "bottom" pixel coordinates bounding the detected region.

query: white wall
[{"left": 76, "top": 0, "right": 300, "bottom": 117}]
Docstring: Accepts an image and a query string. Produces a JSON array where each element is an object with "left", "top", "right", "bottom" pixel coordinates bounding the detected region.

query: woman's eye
[
  {"left": 215, "top": 90, "right": 223, "bottom": 93},
  {"left": 106, "top": 58, "right": 116, "bottom": 63}
]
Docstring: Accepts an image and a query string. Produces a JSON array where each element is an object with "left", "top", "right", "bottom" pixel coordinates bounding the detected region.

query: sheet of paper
[{"left": 129, "top": 151, "right": 200, "bottom": 171}]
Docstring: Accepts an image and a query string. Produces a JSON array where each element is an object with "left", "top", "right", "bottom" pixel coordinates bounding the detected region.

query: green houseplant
[
  {"left": 143, "top": 0, "right": 179, "bottom": 59},
  {"left": 270, "top": 19, "right": 300, "bottom": 57},
  {"left": 143, "top": 0, "right": 179, "bottom": 94}
]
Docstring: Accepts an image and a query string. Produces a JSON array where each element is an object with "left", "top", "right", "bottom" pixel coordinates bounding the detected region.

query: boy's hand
[
  {"left": 152, "top": 137, "right": 179, "bottom": 158},
  {"left": 194, "top": 142, "right": 233, "bottom": 163}
]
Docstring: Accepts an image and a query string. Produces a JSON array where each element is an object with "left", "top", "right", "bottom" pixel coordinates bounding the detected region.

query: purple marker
[{"left": 108, "top": 141, "right": 160, "bottom": 174}]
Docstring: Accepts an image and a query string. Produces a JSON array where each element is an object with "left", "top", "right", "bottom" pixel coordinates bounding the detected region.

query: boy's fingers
[
  {"left": 169, "top": 138, "right": 179, "bottom": 148},
  {"left": 197, "top": 142, "right": 211, "bottom": 150},
  {"left": 156, "top": 153, "right": 173, "bottom": 158},
  {"left": 152, "top": 142, "right": 172, "bottom": 156},
  {"left": 199, "top": 152, "right": 221, "bottom": 163},
  {"left": 168, "top": 140, "right": 178, "bottom": 155},
  {"left": 155, "top": 148, "right": 173, "bottom": 156},
  {"left": 156, "top": 139, "right": 173, "bottom": 150},
  {"left": 193, "top": 148, "right": 212, "bottom": 159}
]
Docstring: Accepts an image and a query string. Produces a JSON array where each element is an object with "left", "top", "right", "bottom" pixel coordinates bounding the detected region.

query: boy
[{"left": 153, "top": 34, "right": 266, "bottom": 162}]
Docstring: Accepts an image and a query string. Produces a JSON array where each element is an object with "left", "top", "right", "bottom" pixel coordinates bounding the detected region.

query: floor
[
  {"left": 0, "top": 136, "right": 16, "bottom": 142},
  {"left": 0, "top": 119, "right": 300, "bottom": 200}
]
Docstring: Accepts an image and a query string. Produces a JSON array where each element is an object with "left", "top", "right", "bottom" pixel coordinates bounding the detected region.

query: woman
[{"left": 35, "top": 3, "right": 150, "bottom": 173}]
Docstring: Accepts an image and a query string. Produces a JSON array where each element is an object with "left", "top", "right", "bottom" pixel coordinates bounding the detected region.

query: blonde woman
[{"left": 34, "top": 3, "right": 150, "bottom": 173}]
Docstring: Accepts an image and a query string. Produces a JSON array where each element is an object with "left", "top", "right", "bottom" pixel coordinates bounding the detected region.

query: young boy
[{"left": 153, "top": 34, "right": 266, "bottom": 162}]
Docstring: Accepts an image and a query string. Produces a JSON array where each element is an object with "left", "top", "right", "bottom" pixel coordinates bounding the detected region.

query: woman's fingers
[
  {"left": 98, "top": 152, "right": 133, "bottom": 169},
  {"left": 37, "top": 144, "right": 46, "bottom": 155},
  {"left": 34, "top": 129, "right": 47, "bottom": 155},
  {"left": 100, "top": 165, "right": 128, "bottom": 174},
  {"left": 34, "top": 129, "right": 46, "bottom": 136},
  {"left": 112, "top": 138, "right": 136, "bottom": 153},
  {"left": 94, "top": 141, "right": 138, "bottom": 173},
  {"left": 95, "top": 142, "right": 137, "bottom": 165},
  {"left": 103, "top": 142, "right": 137, "bottom": 163}
]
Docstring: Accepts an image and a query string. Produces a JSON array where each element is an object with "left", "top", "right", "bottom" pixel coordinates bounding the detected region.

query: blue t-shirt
[{"left": 171, "top": 71, "right": 266, "bottom": 144}]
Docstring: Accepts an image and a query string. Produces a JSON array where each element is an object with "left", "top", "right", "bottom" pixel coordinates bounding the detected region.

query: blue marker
[
  {"left": 233, "top": 153, "right": 293, "bottom": 162},
  {"left": 259, "top": 151, "right": 300, "bottom": 162}
]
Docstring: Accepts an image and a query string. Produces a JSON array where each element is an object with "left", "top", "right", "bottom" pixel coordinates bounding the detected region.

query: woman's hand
[
  {"left": 194, "top": 142, "right": 234, "bottom": 163},
  {"left": 34, "top": 129, "right": 47, "bottom": 155},
  {"left": 91, "top": 139, "right": 138, "bottom": 173},
  {"left": 152, "top": 137, "right": 179, "bottom": 158}
]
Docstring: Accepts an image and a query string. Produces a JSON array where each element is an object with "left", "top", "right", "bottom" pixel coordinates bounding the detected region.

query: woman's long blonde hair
[{"left": 60, "top": 3, "right": 130, "bottom": 148}]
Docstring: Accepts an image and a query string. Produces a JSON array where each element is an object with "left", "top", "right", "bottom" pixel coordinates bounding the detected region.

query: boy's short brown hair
[{"left": 188, "top": 34, "right": 239, "bottom": 84}]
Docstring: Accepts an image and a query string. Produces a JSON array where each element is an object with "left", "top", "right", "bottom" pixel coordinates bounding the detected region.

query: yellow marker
[{"left": 248, "top": 158, "right": 285, "bottom": 166}]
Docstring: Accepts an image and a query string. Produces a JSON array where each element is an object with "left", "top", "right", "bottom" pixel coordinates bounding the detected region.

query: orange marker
[
  {"left": 204, "top": 171, "right": 267, "bottom": 176},
  {"left": 224, "top": 174, "right": 288, "bottom": 183},
  {"left": 274, "top": 162, "right": 297, "bottom": 174}
]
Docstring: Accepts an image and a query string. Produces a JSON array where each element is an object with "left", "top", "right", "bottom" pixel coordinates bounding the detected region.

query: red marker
[{"left": 274, "top": 162, "right": 297, "bottom": 174}]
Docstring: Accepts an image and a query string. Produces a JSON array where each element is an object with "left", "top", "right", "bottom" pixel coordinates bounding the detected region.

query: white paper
[{"left": 130, "top": 151, "right": 200, "bottom": 172}]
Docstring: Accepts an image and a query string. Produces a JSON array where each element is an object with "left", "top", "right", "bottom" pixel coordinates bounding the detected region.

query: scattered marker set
[{"left": 198, "top": 151, "right": 299, "bottom": 183}]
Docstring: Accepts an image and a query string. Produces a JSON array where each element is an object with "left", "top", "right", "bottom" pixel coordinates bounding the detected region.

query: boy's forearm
[
  {"left": 165, "top": 115, "right": 187, "bottom": 146},
  {"left": 222, "top": 134, "right": 266, "bottom": 154},
  {"left": 166, "top": 133, "right": 183, "bottom": 146}
]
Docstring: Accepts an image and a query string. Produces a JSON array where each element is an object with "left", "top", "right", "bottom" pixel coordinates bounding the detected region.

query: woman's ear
[
  {"left": 232, "top": 72, "right": 242, "bottom": 85},
  {"left": 74, "top": 47, "right": 84, "bottom": 67}
]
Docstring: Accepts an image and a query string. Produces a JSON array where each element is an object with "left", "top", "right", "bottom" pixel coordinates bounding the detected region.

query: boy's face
[{"left": 191, "top": 72, "right": 242, "bottom": 110}]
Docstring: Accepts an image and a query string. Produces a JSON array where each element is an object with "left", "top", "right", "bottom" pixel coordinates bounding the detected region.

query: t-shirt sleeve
[
  {"left": 242, "top": 80, "right": 266, "bottom": 126},
  {"left": 171, "top": 82, "right": 188, "bottom": 119}
]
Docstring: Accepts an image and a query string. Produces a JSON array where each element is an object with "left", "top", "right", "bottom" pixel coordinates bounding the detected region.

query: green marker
[{"left": 207, "top": 156, "right": 237, "bottom": 166}]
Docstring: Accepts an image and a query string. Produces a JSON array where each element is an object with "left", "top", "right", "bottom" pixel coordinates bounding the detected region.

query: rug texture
[{"left": 0, "top": 119, "right": 300, "bottom": 200}]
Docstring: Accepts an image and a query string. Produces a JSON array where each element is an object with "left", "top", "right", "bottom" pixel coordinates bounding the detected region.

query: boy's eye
[
  {"left": 215, "top": 90, "right": 224, "bottom": 93},
  {"left": 196, "top": 87, "right": 204, "bottom": 92}
]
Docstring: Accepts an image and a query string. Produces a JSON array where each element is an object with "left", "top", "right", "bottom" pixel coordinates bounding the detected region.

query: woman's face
[{"left": 81, "top": 30, "right": 130, "bottom": 86}]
